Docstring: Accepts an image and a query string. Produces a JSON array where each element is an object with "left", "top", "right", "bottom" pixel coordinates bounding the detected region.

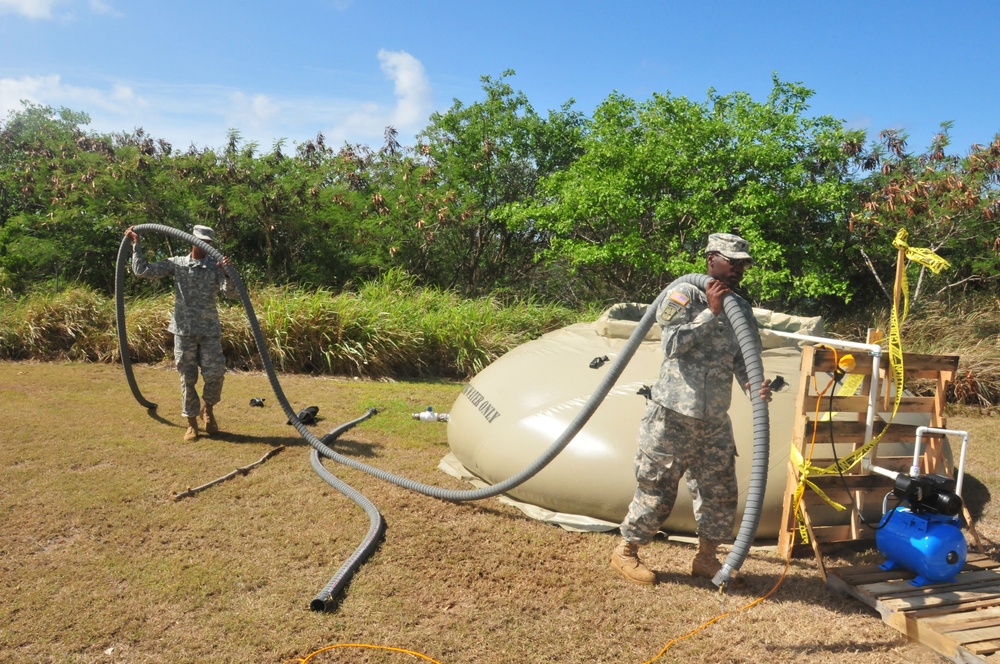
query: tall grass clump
[
  {"left": 0, "top": 286, "right": 116, "bottom": 361},
  {"left": 231, "top": 271, "right": 585, "bottom": 378},
  {"left": 240, "top": 284, "right": 415, "bottom": 376},
  {"left": 843, "top": 294, "right": 1000, "bottom": 408},
  {"left": 356, "top": 269, "right": 582, "bottom": 378},
  {"left": 899, "top": 296, "right": 1000, "bottom": 408},
  {"left": 0, "top": 270, "right": 588, "bottom": 379},
  {"left": 120, "top": 292, "right": 175, "bottom": 363}
]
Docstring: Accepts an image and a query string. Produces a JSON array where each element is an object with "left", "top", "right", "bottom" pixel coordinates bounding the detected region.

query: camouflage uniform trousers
[
  {"left": 619, "top": 401, "right": 738, "bottom": 544},
  {"left": 174, "top": 334, "right": 227, "bottom": 418}
]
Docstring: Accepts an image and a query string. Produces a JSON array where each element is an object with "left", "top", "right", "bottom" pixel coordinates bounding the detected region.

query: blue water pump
[{"left": 876, "top": 472, "right": 967, "bottom": 587}]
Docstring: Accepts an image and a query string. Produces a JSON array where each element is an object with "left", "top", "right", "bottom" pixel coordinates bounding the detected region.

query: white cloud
[
  {"left": 0, "top": 73, "right": 57, "bottom": 106},
  {"left": 224, "top": 92, "right": 283, "bottom": 140},
  {"left": 0, "top": 50, "right": 435, "bottom": 150},
  {"left": 0, "top": 74, "right": 148, "bottom": 119},
  {"left": 329, "top": 49, "right": 432, "bottom": 146},
  {"left": 0, "top": 0, "right": 118, "bottom": 18},
  {"left": 378, "top": 49, "right": 432, "bottom": 128},
  {"left": 0, "top": 0, "right": 61, "bottom": 18},
  {"left": 88, "top": 0, "right": 118, "bottom": 15}
]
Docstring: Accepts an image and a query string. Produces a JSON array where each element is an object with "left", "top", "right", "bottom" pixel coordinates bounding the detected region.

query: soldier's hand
[
  {"left": 124, "top": 226, "right": 139, "bottom": 245},
  {"left": 745, "top": 379, "right": 773, "bottom": 403},
  {"left": 705, "top": 279, "right": 730, "bottom": 317}
]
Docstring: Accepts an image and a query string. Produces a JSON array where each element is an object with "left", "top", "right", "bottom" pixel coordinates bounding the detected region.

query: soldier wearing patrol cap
[
  {"left": 610, "top": 232, "right": 772, "bottom": 587},
  {"left": 124, "top": 224, "right": 238, "bottom": 441}
]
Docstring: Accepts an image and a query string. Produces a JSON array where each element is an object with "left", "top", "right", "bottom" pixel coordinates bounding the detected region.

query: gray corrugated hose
[
  {"left": 310, "top": 407, "right": 383, "bottom": 611},
  {"left": 115, "top": 233, "right": 157, "bottom": 410},
  {"left": 116, "top": 225, "right": 767, "bottom": 598}
]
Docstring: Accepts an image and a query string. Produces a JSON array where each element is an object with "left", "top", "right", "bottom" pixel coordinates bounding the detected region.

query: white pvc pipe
[
  {"left": 914, "top": 426, "right": 970, "bottom": 497},
  {"left": 869, "top": 464, "right": 899, "bottom": 481},
  {"left": 770, "top": 331, "right": 883, "bottom": 443},
  {"left": 768, "top": 331, "right": 884, "bottom": 356}
]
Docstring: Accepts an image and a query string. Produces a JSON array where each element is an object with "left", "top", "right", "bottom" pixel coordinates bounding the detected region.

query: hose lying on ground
[
  {"left": 116, "top": 224, "right": 768, "bottom": 599},
  {"left": 310, "top": 408, "right": 383, "bottom": 611}
]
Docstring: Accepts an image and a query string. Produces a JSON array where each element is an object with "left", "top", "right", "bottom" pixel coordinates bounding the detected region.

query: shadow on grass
[
  {"left": 143, "top": 415, "right": 386, "bottom": 453},
  {"left": 205, "top": 431, "right": 306, "bottom": 447},
  {"left": 144, "top": 407, "right": 176, "bottom": 427},
  {"left": 321, "top": 437, "right": 381, "bottom": 458},
  {"left": 210, "top": 431, "right": 385, "bottom": 459},
  {"left": 962, "top": 472, "right": 992, "bottom": 522}
]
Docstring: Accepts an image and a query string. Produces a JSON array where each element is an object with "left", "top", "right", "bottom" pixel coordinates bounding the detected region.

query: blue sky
[{"left": 1, "top": 0, "right": 997, "bottom": 156}]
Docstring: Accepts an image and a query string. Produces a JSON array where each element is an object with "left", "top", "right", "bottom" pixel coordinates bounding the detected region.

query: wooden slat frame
[{"left": 777, "top": 343, "right": 967, "bottom": 578}]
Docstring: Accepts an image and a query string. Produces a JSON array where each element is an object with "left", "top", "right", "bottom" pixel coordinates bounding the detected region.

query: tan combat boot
[
  {"left": 692, "top": 537, "right": 722, "bottom": 579},
  {"left": 692, "top": 537, "right": 744, "bottom": 587},
  {"left": 184, "top": 416, "right": 199, "bottom": 441},
  {"left": 202, "top": 404, "right": 219, "bottom": 435},
  {"left": 610, "top": 539, "right": 656, "bottom": 585}
]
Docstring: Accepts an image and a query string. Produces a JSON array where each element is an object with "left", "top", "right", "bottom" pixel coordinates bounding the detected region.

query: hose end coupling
[{"left": 712, "top": 563, "right": 736, "bottom": 588}]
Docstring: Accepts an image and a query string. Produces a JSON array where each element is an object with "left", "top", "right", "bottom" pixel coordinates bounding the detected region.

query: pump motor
[{"left": 876, "top": 473, "right": 967, "bottom": 587}]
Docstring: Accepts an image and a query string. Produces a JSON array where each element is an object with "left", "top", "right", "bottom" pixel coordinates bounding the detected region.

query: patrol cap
[
  {"left": 192, "top": 225, "right": 215, "bottom": 243},
  {"left": 704, "top": 232, "right": 752, "bottom": 261}
]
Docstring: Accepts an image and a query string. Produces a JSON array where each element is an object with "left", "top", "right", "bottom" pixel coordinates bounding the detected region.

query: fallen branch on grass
[{"left": 172, "top": 445, "right": 286, "bottom": 501}]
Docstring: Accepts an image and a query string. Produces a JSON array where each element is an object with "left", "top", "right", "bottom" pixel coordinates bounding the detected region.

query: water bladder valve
[
  {"left": 876, "top": 472, "right": 967, "bottom": 587},
  {"left": 412, "top": 406, "right": 450, "bottom": 423}
]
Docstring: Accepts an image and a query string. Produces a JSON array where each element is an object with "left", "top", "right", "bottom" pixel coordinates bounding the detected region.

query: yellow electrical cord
[
  {"left": 642, "top": 559, "right": 792, "bottom": 663},
  {"left": 285, "top": 643, "right": 443, "bottom": 663},
  {"left": 644, "top": 367, "right": 842, "bottom": 663}
]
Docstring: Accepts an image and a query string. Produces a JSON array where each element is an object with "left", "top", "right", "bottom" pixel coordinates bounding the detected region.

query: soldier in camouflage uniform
[
  {"left": 124, "top": 225, "right": 238, "bottom": 441},
  {"left": 610, "top": 232, "right": 772, "bottom": 586}
]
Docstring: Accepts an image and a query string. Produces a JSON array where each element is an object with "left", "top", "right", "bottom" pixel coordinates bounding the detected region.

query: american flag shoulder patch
[{"left": 660, "top": 289, "right": 690, "bottom": 322}]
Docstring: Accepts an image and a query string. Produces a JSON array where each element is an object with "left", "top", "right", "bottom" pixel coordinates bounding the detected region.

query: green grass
[
  {"left": 3, "top": 361, "right": 998, "bottom": 662},
  {"left": 0, "top": 272, "right": 589, "bottom": 380}
]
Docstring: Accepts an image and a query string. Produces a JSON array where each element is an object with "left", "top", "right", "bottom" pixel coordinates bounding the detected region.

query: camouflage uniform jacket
[
  {"left": 131, "top": 241, "right": 238, "bottom": 336},
  {"left": 649, "top": 281, "right": 758, "bottom": 420}
]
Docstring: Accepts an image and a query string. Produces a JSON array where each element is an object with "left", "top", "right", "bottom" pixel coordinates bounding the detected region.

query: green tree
[
  {"left": 0, "top": 103, "right": 123, "bottom": 292},
  {"left": 408, "top": 70, "right": 585, "bottom": 295},
  {"left": 521, "top": 76, "right": 866, "bottom": 310}
]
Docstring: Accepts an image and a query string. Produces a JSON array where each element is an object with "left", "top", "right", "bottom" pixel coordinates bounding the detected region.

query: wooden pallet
[{"left": 827, "top": 553, "right": 1000, "bottom": 663}]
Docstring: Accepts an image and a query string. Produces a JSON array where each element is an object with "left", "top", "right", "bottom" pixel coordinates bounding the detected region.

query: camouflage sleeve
[
  {"left": 658, "top": 285, "right": 724, "bottom": 359},
  {"left": 130, "top": 242, "right": 175, "bottom": 279}
]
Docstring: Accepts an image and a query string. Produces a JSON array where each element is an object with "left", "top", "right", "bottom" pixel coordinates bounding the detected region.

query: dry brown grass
[{"left": 3, "top": 361, "right": 997, "bottom": 663}]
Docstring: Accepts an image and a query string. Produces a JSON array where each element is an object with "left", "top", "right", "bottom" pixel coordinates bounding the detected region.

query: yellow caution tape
[
  {"left": 790, "top": 229, "right": 951, "bottom": 545},
  {"left": 893, "top": 228, "right": 951, "bottom": 275},
  {"left": 818, "top": 373, "right": 866, "bottom": 422}
]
